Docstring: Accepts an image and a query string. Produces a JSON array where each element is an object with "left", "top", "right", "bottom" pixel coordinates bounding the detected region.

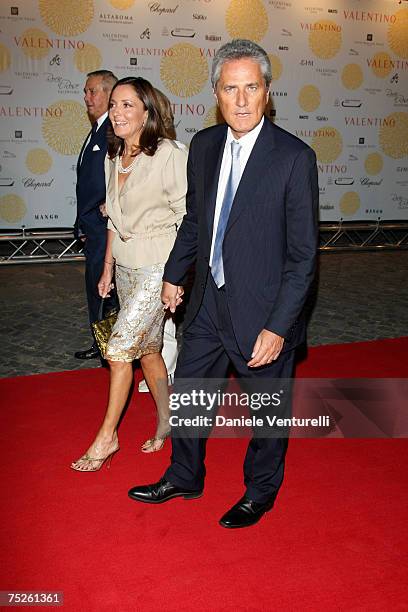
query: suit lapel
[
  {"left": 226, "top": 119, "right": 276, "bottom": 234},
  {"left": 76, "top": 127, "right": 93, "bottom": 175},
  {"left": 204, "top": 127, "right": 227, "bottom": 236},
  {"left": 77, "top": 118, "right": 108, "bottom": 175}
]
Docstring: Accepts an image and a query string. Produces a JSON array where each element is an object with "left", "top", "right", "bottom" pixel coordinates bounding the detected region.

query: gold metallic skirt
[{"left": 105, "top": 263, "right": 165, "bottom": 362}]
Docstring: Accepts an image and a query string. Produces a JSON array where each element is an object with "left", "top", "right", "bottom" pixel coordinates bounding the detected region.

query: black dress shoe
[
  {"left": 74, "top": 345, "right": 100, "bottom": 360},
  {"left": 219, "top": 495, "right": 275, "bottom": 529},
  {"left": 128, "top": 477, "right": 203, "bottom": 504}
]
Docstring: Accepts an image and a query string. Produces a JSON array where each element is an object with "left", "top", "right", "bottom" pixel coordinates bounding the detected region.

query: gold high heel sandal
[
  {"left": 141, "top": 432, "right": 170, "bottom": 453},
  {"left": 70, "top": 446, "right": 120, "bottom": 472}
]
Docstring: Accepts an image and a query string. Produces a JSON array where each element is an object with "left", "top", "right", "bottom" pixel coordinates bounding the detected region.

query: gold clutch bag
[{"left": 92, "top": 307, "right": 118, "bottom": 359}]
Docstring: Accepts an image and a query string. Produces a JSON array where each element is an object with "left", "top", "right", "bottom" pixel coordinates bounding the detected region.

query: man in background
[{"left": 74, "top": 69, "right": 118, "bottom": 360}]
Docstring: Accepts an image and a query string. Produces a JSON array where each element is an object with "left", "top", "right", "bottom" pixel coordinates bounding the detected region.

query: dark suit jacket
[
  {"left": 163, "top": 118, "right": 319, "bottom": 359},
  {"left": 74, "top": 117, "right": 110, "bottom": 240}
]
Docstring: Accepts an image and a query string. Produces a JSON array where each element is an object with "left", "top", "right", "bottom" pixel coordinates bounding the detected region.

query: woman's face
[{"left": 109, "top": 84, "right": 148, "bottom": 142}]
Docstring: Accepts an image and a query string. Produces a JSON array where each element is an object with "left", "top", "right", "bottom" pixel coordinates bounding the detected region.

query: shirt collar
[
  {"left": 226, "top": 115, "right": 264, "bottom": 150},
  {"left": 95, "top": 111, "right": 108, "bottom": 131}
]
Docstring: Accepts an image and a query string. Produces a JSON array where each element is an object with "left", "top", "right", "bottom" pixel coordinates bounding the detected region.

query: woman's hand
[{"left": 98, "top": 265, "right": 114, "bottom": 298}]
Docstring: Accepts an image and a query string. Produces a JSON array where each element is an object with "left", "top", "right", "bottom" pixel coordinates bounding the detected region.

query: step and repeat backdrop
[{"left": 0, "top": 0, "right": 407, "bottom": 228}]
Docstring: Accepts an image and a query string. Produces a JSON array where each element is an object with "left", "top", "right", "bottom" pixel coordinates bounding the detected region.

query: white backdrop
[{"left": 0, "top": 0, "right": 407, "bottom": 229}]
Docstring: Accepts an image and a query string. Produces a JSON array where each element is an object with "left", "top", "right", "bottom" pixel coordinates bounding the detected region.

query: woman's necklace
[{"left": 118, "top": 152, "right": 139, "bottom": 174}]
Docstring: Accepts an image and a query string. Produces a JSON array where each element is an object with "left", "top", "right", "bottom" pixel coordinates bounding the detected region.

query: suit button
[
  {"left": 200, "top": 283, "right": 205, "bottom": 289},
  {"left": 204, "top": 256, "right": 209, "bottom": 262}
]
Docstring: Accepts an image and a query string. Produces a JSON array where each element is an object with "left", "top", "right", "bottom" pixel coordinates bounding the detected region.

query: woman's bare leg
[
  {"left": 140, "top": 352, "right": 170, "bottom": 451},
  {"left": 71, "top": 359, "right": 133, "bottom": 470}
]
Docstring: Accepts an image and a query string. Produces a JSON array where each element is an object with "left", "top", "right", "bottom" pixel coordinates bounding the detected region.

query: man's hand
[
  {"left": 247, "top": 329, "right": 284, "bottom": 368},
  {"left": 161, "top": 281, "right": 184, "bottom": 313}
]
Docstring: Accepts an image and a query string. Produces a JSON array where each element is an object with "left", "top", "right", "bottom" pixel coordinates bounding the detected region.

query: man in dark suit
[
  {"left": 74, "top": 70, "right": 118, "bottom": 359},
  {"left": 128, "top": 39, "right": 319, "bottom": 528}
]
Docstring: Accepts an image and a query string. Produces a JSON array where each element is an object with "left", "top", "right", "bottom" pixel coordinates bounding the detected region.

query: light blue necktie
[{"left": 211, "top": 140, "right": 241, "bottom": 288}]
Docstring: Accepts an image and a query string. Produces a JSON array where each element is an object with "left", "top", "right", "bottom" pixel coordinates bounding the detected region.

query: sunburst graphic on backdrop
[
  {"left": 226, "top": 0, "right": 268, "bottom": 43},
  {"left": 0, "top": 43, "right": 11, "bottom": 72},
  {"left": 388, "top": 8, "right": 408, "bottom": 59},
  {"left": 379, "top": 112, "right": 408, "bottom": 159},
  {"left": 203, "top": 105, "right": 224, "bottom": 129},
  {"left": 39, "top": 0, "right": 94, "bottom": 36},
  {"left": 364, "top": 152, "right": 383, "bottom": 176},
  {"left": 311, "top": 127, "right": 343, "bottom": 163},
  {"left": 74, "top": 44, "right": 102, "bottom": 73},
  {"left": 339, "top": 191, "right": 360, "bottom": 217},
  {"left": 19, "top": 28, "right": 50, "bottom": 60},
  {"left": 109, "top": 0, "right": 135, "bottom": 8},
  {"left": 160, "top": 44, "right": 208, "bottom": 98},
  {"left": 341, "top": 63, "right": 363, "bottom": 90},
  {"left": 268, "top": 54, "right": 283, "bottom": 81},
  {"left": 26, "top": 149, "right": 53, "bottom": 175},
  {"left": 370, "top": 52, "right": 393, "bottom": 78},
  {"left": 42, "top": 100, "right": 90, "bottom": 156},
  {"left": 309, "top": 20, "right": 342, "bottom": 60},
  {"left": 298, "top": 85, "right": 321, "bottom": 112},
  {"left": 0, "top": 195, "right": 27, "bottom": 223}
]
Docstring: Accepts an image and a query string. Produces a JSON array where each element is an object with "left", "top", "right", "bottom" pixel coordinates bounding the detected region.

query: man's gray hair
[
  {"left": 211, "top": 39, "right": 272, "bottom": 89},
  {"left": 86, "top": 69, "right": 117, "bottom": 92}
]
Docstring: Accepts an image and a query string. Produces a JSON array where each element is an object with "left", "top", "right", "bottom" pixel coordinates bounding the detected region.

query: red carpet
[{"left": 1, "top": 338, "right": 407, "bottom": 611}]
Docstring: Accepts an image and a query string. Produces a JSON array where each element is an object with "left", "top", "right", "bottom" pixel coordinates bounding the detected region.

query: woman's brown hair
[
  {"left": 153, "top": 88, "right": 177, "bottom": 140},
  {"left": 107, "top": 77, "right": 167, "bottom": 159}
]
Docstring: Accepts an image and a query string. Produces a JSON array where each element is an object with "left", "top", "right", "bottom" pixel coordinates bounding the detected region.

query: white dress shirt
[{"left": 209, "top": 116, "right": 264, "bottom": 266}]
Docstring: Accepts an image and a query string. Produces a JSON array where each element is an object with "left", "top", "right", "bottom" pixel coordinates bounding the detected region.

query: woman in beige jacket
[{"left": 71, "top": 77, "right": 187, "bottom": 471}]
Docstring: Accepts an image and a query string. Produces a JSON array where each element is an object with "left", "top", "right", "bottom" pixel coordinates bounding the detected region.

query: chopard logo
[
  {"left": 149, "top": 3, "right": 179, "bottom": 15},
  {"left": 22, "top": 178, "right": 54, "bottom": 190}
]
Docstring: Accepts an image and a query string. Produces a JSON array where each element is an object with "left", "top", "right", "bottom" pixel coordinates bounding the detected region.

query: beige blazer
[{"left": 105, "top": 138, "right": 187, "bottom": 269}]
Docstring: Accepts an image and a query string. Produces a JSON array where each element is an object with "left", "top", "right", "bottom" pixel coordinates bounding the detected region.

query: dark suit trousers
[
  {"left": 83, "top": 233, "right": 117, "bottom": 327},
  {"left": 165, "top": 275, "right": 295, "bottom": 504}
]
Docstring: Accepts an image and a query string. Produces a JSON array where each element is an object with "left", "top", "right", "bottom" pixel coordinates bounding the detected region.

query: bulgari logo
[
  {"left": 149, "top": 3, "right": 180, "bottom": 15},
  {"left": 343, "top": 10, "right": 396, "bottom": 23}
]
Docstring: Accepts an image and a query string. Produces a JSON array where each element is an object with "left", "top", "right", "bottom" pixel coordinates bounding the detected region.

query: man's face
[
  {"left": 83, "top": 75, "right": 110, "bottom": 121},
  {"left": 214, "top": 58, "right": 269, "bottom": 139}
]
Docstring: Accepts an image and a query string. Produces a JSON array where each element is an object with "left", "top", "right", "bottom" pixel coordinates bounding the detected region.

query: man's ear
[{"left": 213, "top": 88, "right": 218, "bottom": 104}]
